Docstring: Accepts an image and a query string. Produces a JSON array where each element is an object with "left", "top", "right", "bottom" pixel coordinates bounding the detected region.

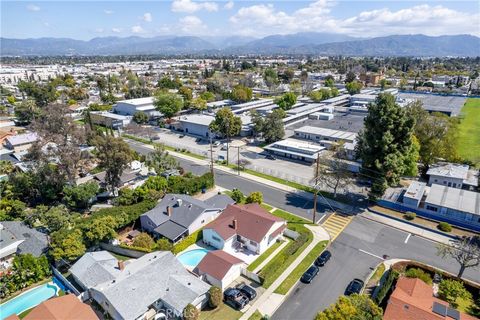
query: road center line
[
  {"left": 404, "top": 233, "right": 411, "bottom": 244},
  {"left": 358, "top": 249, "right": 384, "bottom": 260}
]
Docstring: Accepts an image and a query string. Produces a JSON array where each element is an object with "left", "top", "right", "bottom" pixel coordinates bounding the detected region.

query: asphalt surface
[
  {"left": 272, "top": 217, "right": 479, "bottom": 320},
  {"left": 128, "top": 140, "right": 332, "bottom": 222}
]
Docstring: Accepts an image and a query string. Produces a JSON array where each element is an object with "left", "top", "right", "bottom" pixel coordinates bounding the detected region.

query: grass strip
[{"left": 247, "top": 240, "right": 283, "bottom": 272}]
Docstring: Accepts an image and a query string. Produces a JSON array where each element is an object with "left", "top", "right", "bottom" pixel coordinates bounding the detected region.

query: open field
[{"left": 457, "top": 98, "right": 480, "bottom": 166}]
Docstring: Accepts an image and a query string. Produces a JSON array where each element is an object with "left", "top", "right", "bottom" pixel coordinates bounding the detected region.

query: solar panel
[
  {"left": 447, "top": 308, "right": 460, "bottom": 320},
  {"left": 432, "top": 302, "right": 447, "bottom": 316}
]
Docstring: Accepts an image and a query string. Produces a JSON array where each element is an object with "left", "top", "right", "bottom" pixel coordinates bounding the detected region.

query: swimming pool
[
  {"left": 0, "top": 283, "right": 58, "bottom": 320},
  {"left": 177, "top": 248, "right": 211, "bottom": 267}
]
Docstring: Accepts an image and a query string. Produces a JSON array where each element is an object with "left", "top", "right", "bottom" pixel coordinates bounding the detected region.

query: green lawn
[
  {"left": 274, "top": 240, "right": 328, "bottom": 294},
  {"left": 248, "top": 310, "right": 264, "bottom": 320},
  {"left": 260, "top": 203, "right": 273, "bottom": 212},
  {"left": 247, "top": 240, "right": 284, "bottom": 271},
  {"left": 199, "top": 304, "right": 242, "bottom": 320},
  {"left": 457, "top": 98, "right": 480, "bottom": 166}
]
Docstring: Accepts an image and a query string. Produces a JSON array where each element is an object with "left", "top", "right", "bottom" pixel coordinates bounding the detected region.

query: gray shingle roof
[
  {"left": 92, "top": 251, "right": 210, "bottom": 319},
  {"left": 153, "top": 221, "right": 188, "bottom": 242},
  {"left": 69, "top": 251, "right": 121, "bottom": 289},
  {"left": 0, "top": 221, "right": 48, "bottom": 257},
  {"left": 204, "top": 194, "right": 235, "bottom": 208}
]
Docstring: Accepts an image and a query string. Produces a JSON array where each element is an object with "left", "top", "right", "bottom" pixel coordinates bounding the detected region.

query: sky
[{"left": 1, "top": 0, "right": 479, "bottom": 40}]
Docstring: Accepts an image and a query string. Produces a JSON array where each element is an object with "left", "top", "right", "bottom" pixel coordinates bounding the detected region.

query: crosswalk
[{"left": 321, "top": 213, "right": 353, "bottom": 241}]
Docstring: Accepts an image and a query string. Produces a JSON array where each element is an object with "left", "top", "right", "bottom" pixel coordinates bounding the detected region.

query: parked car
[
  {"left": 179, "top": 134, "right": 185, "bottom": 138},
  {"left": 315, "top": 250, "right": 331, "bottom": 267},
  {"left": 160, "top": 169, "right": 180, "bottom": 178},
  {"left": 265, "top": 154, "right": 276, "bottom": 160},
  {"left": 213, "top": 141, "right": 221, "bottom": 147},
  {"left": 195, "top": 137, "right": 202, "bottom": 142},
  {"left": 345, "top": 279, "right": 364, "bottom": 296},
  {"left": 221, "top": 143, "right": 228, "bottom": 150},
  {"left": 224, "top": 288, "right": 249, "bottom": 310},
  {"left": 236, "top": 283, "right": 257, "bottom": 300},
  {"left": 301, "top": 265, "right": 319, "bottom": 283}
]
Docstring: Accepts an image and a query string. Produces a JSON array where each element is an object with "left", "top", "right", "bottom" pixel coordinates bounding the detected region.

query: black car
[
  {"left": 301, "top": 265, "right": 319, "bottom": 283},
  {"left": 345, "top": 279, "right": 364, "bottom": 296},
  {"left": 224, "top": 288, "right": 249, "bottom": 310},
  {"left": 236, "top": 283, "right": 257, "bottom": 300},
  {"left": 265, "top": 154, "right": 276, "bottom": 160},
  {"left": 315, "top": 250, "right": 332, "bottom": 267}
]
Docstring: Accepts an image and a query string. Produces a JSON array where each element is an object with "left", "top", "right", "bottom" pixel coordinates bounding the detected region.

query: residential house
[
  {"left": 427, "top": 163, "right": 478, "bottom": 190},
  {"left": 194, "top": 250, "right": 245, "bottom": 291},
  {"left": 0, "top": 129, "right": 15, "bottom": 149},
  {"left": 140, "top": 194, "right": 234, "bottom": 243},
  {"left": 5, "top": 294, "right": 99, "bottom": 320},
  {"left": 203, "top": 203, "right": 286, "bottom": 257},
  {"left": 3, "top": 132, "right": 38, "bottom": 152},
  {"left": 93, "top": 170, "right": 141, "bottom": 190},
  {"left": 384, "top": 277, "right": 476, "bottom": 320},
  {"left": 0, "top": 221, "right": 49, "bottom": 260},
  {"left": 70, "top": 251, "right": 210, "bottom": 320}
]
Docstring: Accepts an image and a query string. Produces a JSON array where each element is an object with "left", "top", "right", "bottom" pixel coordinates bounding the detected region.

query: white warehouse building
[{"left": 114, "top": 97, "right": 162, "bottom": 119}]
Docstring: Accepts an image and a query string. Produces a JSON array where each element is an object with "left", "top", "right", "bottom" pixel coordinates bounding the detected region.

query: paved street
[{"left": 272, "top": 217, "right": 479, "bottom": 320}]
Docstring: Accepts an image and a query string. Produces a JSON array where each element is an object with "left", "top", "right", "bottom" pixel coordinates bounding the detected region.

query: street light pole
[{"left": 313, "top": 153, "right": 320, "bottom": 224}]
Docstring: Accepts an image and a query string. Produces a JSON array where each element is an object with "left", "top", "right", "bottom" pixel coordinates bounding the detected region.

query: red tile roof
[
  {"left": 384, "top": 277, "right": 477, "bottom": 320},
  {"left": 205, "top": 203, "right": 285, "bottom": 243},
  {"left": 23, "top": 294, "right": 99, "bottom": 320},
  {"left": 195, "top": 250, "right": 244, "bottom": 280}
]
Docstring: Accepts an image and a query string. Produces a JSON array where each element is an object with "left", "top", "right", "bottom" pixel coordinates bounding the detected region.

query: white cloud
[
  {"left": 224, "top": 1, "right": 234, "bottom": 10},
  {"left": 111, "top": 28, "right": 121, "bottom": 33},
  {"left": 171, "top": 0, "right": 218, "bottom": 13},
  {"left": 95, "top": 28, "right": 104, "bottom": 33},
  {"left": 179, "top": 15, "right": 208, "bottom": 34},
  {"left": 143, "top": 12, "right": 152, "bottom": 22},
  {"left": 229, "top": 1, "right": 479, "bottom": 37},
  {"left": 26, "top": 4, "right": 40, "bottom": 11},
  {"left": 104, "top": 9, "right": 113, "bottom": 15},
  {"left": 131, "top": 25, "right": 145, "bottom": 34}
]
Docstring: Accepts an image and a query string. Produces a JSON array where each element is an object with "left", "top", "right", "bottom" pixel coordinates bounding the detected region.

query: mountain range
[{"left": 1, "top": 33, "right": 479, "bottom": 57}]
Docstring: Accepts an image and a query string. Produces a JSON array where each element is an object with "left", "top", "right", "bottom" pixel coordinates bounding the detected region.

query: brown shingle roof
[
  {"left": 384, "top": 277, "right": 477, "bottom": 320},
  {"left": 205, "top": 204, "right": 285, "bottom": 243},
  {"left": 23, "top": 294, "right": 99, "bottom": 320},
  {"left": 195, "top": 250, "right": 243, "bottom": 280}
]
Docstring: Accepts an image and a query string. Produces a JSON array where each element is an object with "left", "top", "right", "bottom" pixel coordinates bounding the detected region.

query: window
[
  {"left": 443, "top": 181, "right": 447, "bottom": 185},
  {"left": 249, "top": 240, "right": 257, "bottom": 247},
  {"left": 434, "top": 179, "right": 438, "bottom": 182},
  {"left": 212, "top": 235, "right": 221, "bottom": 242},
  {"left": 426, "top": 205, "right": 438, "bottom": 212},
  {"left": 448, "top": 182, "right": 452, "bottom": 187},
  {"left": 452, "top": 183, "right": 456, "bottom": 188}
]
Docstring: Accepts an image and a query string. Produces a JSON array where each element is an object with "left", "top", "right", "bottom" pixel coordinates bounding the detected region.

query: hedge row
[
  {"left": 375, "top": 269, "right": 400, "bottom": 305},
  {"left": 172, "top": 229, "right": 204, "bottom": 255}
]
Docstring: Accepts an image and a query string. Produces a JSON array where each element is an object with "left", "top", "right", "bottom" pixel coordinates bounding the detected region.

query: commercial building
[
  {"left": 178, "top": 114, "right": 215, "bottom": 137},
  {"left": 403, "top": 181, "right": 427, "bottom": 208},
  {"left": 114, "top": 97, "right": 162, "bottom": 119},
  {"left": 264, "top": 138, "right": 326, "bottom": 163},
  {"left": 90, "top": 111, "right": 131, "bottom": 129},
  {"left": 426, "top": 163, "right": 478, "bottom": 190},
  {"left": 294, "top": 126, "right": 357, "bottom": 145},
  {"left": 396, "top": 93, "right": 466, "bottom": 117}
]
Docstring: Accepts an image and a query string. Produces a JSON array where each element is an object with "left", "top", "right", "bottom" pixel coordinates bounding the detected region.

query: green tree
[
  {"left": 157, "top": 77, "right": 181, "bottom": 89},
  {"left": 437, "top": 236, "right": 480, "bottom": 278},
  {"left": 230, "top": 189, "right": 245, "bottom": 203},
  {"left": 246, "top": 191, "right": 263, "bottom": 204},
  {"left": 14, "top": 99, "right": 39, "bottom": 125},
  {"left": 251, "top": 110, "right": 265, "bottom": 137},
  {"left": 133, "top": 232, "right": 155, "bottom": 250},
  {"left": 93, "top": 135, "right": 133, "bottom": 191},
  {"left": 183, "top": 304, "right": 200, "bottom": 320},
  {"left": 200, "top": 91, "right": 216, "bottom": 102},
  {"left": 356, "top": 93, "right": 417, "bottom": 199},
  {"left": 191, "top": 97, "right": 207, "bottom": 111},
  {"left": 50, "top": 229, "right": 86, "bottom": 261},
  {"left": 83, "top": 216, "right": 117, "bottom": 244},
  {"left": 208, "top": 286, "right": 222, "bottom": 308},
  {"left": 439, "top": 279, "right": 472, "bottom": 308},
  {"left": 156, "top": 238, "right": 173, "bottom": 251},
  {"left": 0, "top": 160, "right": 15, "bottom": 175},
  {"left": 345, "top": 81, "right": 363, "bottom": 95},
  {"left": 6, "top": 95, "right": 15, "bottom": 104},
  {"left": 133, "top": 111, "right": 149, "bottom": 124},
  {"left": 324, "top": 77, "right": 335, "bottom": 88},
  {"left": 380, "top": 79, "right": 387, "bottom": 90},
  {"left": 39, "top": 205, "right": 72, "bottom": 232},
  {"left": 275, "top": 92, "right": 297, "bottom": 110},
  {"left": 264, "top": 68, "right": 278, "bottom": 88},
  {"left": 146, "top": 144, "right": 178, "bottom": 175},
  {"left": 0, "top": 198, "right": 27, "bottom": 221},
  {"left": 345, "top": 71, "right": 356, "bottom": 83},
  {"left": 154, "top": 92, "right": 183, "bottom": 119},
  {"left": 262, "top": 109, "right": 285, "bottom": 143},
  {"left": 178, "top": 86, "right": 193, "bottom": 105},
  {"left": 231, "top": 85, "right": 252, "bottom": 103},
  {"left": 209, "top": 107, "right": 242, "bottom": 138},
  {"left": 63, "top": 182, "right": 99, "bottom": 209},
  {"left": 316, "top": 294, "right": 382, "bottom": 320}
]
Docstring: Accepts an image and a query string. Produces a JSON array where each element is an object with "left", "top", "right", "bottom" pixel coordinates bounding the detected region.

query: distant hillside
[{"left": 1, "top": 33, "right": 479, "bottom": 57}]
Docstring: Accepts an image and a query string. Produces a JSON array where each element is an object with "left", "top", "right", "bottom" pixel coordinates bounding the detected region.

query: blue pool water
[
  {"left": 0, "top": 283, "right": 57, "bottom": 320},
  {"left": 177, "top": 248, "right": 211, "bottom": 267}
]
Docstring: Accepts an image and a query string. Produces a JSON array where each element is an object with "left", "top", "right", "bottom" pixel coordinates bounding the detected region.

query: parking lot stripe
[
  {"left": 404, "top": 233, "right": 411, "bottom": 243},
  {"left": 358, "top": 249, "right": 384, "bottom": 260}
]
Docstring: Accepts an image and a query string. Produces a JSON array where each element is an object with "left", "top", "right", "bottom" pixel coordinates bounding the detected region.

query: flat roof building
[
  {"left": 403, "top": 181, "right": 427, "bottom": 208},
  {"left": 294, "top": 126, "right": 357, "bottom": 144},
  {"left": 90, "top": 111, "right": 131, "bottom": 129},
  {"left": 264, "top": 138, "right": 326, "bottom": 163},
  {"left": 114, "top": 97, "right": 162, "bottom": 118},
  {"left": 396, "top": 93, "right": 466, "bottom": 117}
]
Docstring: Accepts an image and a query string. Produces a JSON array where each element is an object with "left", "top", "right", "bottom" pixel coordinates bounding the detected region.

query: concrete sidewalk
[
  {"left": 241, "top": 225, "right": 330, "bottom": 320},
  {"left": 125, "top": 138, "right": 353, "bottom": 213},
  {"left": 360, "top": 210, "right": 454, "bottom": 245}
]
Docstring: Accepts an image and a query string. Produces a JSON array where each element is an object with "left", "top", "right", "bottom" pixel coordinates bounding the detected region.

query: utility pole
[
  {"left": 236, "top": 146, "right": 240, "bottom": 175},
  {"left": 313, "top": 153, "right": 320, "bottom": 224},
  {"left": 209, "top": 136, "right": 215, "bottom": 183}
]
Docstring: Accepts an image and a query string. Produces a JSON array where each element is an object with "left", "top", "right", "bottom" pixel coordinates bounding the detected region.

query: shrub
[
  {"left": 133, "top": 232, "right": 155, "bottom": 250},
  {"left": 375, "top": 269, "right": 399, "bottom": 305},
  {"left": 438, "top": 222, "right": 452, "bottom": 232},
  {"left": 230, "top": 189, "right": 245, "bottom": 203},
  {"left": 246, "top": 191, "right": 263, "bottom": 204},
  {"left": 119, "top": 243, "right": 153, "bottom": 253},
  {"left": 156, "top": 238, "right": 173, "bottom": 251},
  {"left": 405, "top": 268, "right": 432, "bottom": 284},
  {"left": 172, "top": 229, "right": 203, "bottom": 254},
  {"left": 183, "top": 304, "right": 200, "bottom": 320},
  {"left": 439, "top": 279, "right": 472, "bottom": 308},
  {"left": 208, "top": 286, "right": 222, "bottom": 308},
  {"left": 404, "top": 212, "right": 416, "bottom": 221},
  {"left": 167, "top": 172, "right": 214, "bottom": 195}
]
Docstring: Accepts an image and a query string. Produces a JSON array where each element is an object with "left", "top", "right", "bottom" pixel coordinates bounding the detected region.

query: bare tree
[
  {"left": 313, "top": 146, "right": 351, "bottom": 198},
  {"left": 437, "top": 236, "right": 480, "bottom": 278}
]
